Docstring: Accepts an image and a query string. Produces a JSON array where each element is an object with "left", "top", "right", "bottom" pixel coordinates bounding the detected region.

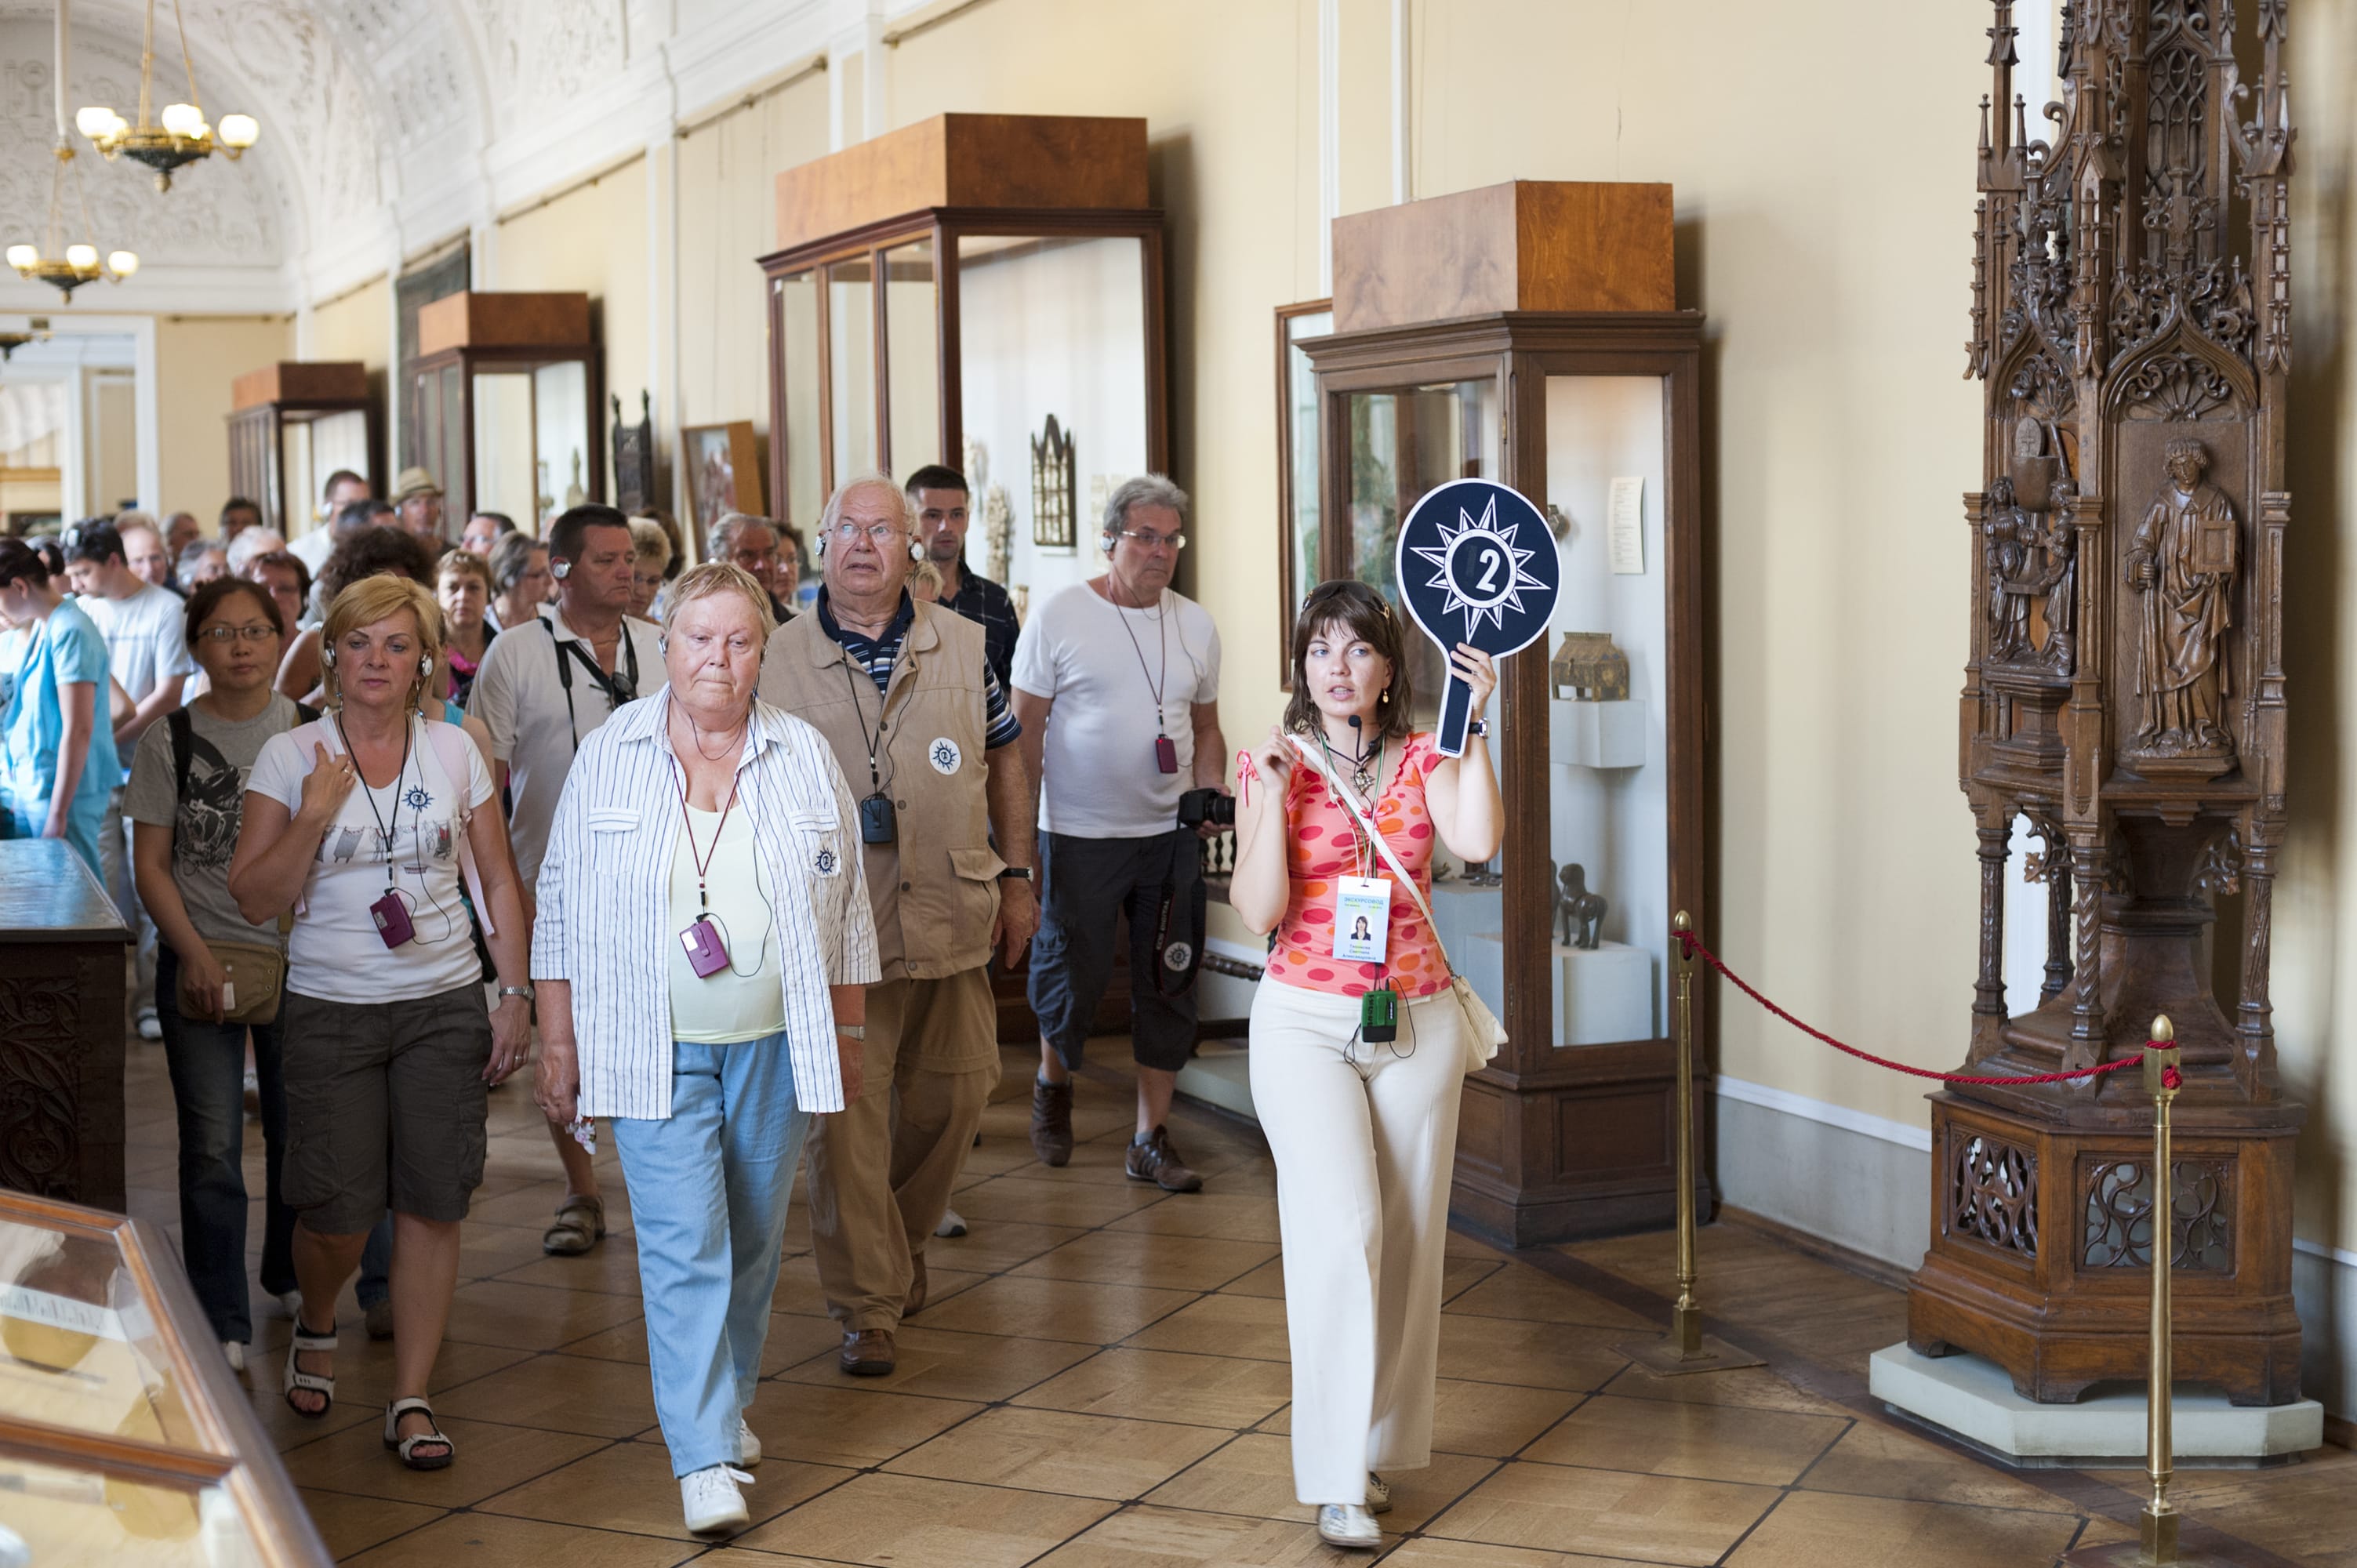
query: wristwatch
[
  {"left": 837, "top": 1024, "right": 868, "bottom": 1040},
  {"left": 498, "top": 984, "right": 536, "bottom": 1002},
  {"left": 997, "top": 866, "right": 1033, "bottom": 880},
  {"left": 1467, "top": 719, "right": 1491, "bottom": 738}
]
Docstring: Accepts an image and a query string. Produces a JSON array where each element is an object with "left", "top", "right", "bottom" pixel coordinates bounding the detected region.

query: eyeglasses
[
  {"left": 197, "top": 624, "right": 279, "bottom": 644},
  {"left": 828, "top": 521, "right": 908, "bottom": 546},
  {"left": 1113, "top": 528, "right": 1186, "bottom": 551}
]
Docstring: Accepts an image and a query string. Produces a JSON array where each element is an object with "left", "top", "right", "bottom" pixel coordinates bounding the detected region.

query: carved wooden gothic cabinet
[{"left": 1909, "top": 0, "right": 2301, "bottom": 1405}]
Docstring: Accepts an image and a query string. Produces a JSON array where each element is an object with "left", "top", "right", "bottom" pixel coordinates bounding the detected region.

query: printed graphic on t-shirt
[
  {"left": 313, "top": 780, "right": 459, "bottom": 873},
  {"left": 172, "top": 731, "right": 249, "bottom": 873}
]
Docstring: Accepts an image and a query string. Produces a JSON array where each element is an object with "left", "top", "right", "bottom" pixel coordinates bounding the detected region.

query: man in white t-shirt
[
  {"left": 288, "top": 469, "right": 372, "bottom": 578},
  {"left": 64, "top": 519, "right": 199, "bottom": 1039},
  {"left": 468, "top": 504, "right": 664, "bottom": 1254},
  {"left": 1009, "top": 475, "right": 1228, "bottom": 1193}
]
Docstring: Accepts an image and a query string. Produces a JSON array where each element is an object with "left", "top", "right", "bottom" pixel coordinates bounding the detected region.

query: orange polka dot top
[{"left": 1264, "top": 731, "right": 1449, "bottom": 999}]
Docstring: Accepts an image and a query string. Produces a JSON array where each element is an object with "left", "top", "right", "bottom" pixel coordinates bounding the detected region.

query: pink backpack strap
[
  {"left": 423, "top": 720, "right": 496, "bottom": 938},
  {"left": 283, "top": 719, "right": 332, "bottom": 919}
]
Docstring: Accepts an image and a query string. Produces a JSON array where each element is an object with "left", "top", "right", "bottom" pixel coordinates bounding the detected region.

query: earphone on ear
[
  {"left": 551, "top": 557, "right": 572, "bottom": 579},
  {"left": 910, "top": 537, "right": 924, "bottom": 562},
  {"left": 319, "top": 644, "right": 432, "bottom": 681}
]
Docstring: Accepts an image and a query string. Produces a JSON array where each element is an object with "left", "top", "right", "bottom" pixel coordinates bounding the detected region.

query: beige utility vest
[{"left": 759, "top": 601, "right": 1004, "bottom": 982}]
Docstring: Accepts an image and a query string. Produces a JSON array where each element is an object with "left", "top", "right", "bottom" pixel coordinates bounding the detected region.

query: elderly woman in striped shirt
[{"left": 530, "top": 562, "right": 879, "bottom": 1537}]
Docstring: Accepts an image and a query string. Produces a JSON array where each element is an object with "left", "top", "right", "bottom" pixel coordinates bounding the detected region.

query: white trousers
[{"left": 1248, "top": 976, "right": 1466, "bottom": 1505}]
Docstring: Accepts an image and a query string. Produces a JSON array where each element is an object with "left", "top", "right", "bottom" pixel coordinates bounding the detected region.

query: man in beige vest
[{"left": 758, "top": 474, "right": 1038, "bottom": 1375}]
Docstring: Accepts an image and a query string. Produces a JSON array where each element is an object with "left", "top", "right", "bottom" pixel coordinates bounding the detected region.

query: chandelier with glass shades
[
  {"left": 7, "top": 3, "right": 137, "bottom": 298},
  {"left": 74, "top": 0, "right": 257, "bottom": 191}
]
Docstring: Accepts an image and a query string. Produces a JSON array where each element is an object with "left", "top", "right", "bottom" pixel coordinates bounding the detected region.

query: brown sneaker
[
  {"left": 1125, "top": 1125, "right": 1204, "bottom": 1192},
  {"left": 905, "top": 1251, "right": 928, "bottom": 1317},
  {"left": 839, "top": 1328, "right": 896, "bottom": 1376},
  {"left": 1030, "top": 1076, "right": 1074, "bottom": 1167}
]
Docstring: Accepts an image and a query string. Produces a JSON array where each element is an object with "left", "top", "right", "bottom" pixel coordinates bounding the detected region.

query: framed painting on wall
[{"left": 683, "top": 421, "right": 764, "bottom": 536}]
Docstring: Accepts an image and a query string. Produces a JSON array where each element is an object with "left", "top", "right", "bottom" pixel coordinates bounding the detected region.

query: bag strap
[
  {"left": 1285, "top": 733, "right": 1459, "bottom": 978},
  {"left": 422, "top": 718, "right": 496, "bottom": 938},
  {"left": 168, "top": 706, "right": 194, "bottom": 808}
]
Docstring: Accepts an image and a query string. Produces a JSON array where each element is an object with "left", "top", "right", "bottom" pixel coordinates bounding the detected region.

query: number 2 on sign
[{"left": 1475, "top": 548, "right": 1502, "bottom": 593}]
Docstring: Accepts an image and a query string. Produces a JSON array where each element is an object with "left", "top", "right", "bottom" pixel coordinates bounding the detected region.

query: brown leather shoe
[
  {"left": 1030, "top": 1076, "right": 1074, "bottom": 1167},
  {"left": 905, "top": 1251, "right": 928, "bottom": 1317},
  {"left": 1124, "top": 1125, "right": 1204, "bottom": 1192},
  {"left": 839, "top": 1328, "right": 896, "bottom": 1377}
]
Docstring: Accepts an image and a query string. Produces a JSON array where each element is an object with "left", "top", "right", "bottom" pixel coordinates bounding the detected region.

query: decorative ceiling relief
[
  {"left": 0, "top": 29, "right": 281, "bottom": 267},
  {"left": 478, "top": 0, "right": 626, "bottom": 133}
]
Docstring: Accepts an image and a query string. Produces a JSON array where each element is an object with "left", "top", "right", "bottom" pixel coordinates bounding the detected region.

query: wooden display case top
[
  {"left": 774, "top": 113, "right": 1150, "bottom": 252},
  {"left": 230, "top": 361, "right": 369, "bottom": 412},
  {"left": 416, "top": 291, "right": 594, "bottom": 358},
  {"left": 1331, "top": 180, "right": 1675, "bottom": 334}
]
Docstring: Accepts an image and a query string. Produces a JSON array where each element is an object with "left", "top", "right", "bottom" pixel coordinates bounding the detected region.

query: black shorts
[{"left": 1028, "top": 829, "right": 1202, "bottom": 1073}]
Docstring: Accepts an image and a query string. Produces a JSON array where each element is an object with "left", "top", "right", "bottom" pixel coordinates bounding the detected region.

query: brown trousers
[{"left": 806, "top": 965, "right": 1000, "bottom": 1332}]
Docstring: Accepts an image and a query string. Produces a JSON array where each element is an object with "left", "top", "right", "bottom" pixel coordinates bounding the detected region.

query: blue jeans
[
  {"left": 155, "top": 945, "right": 296, "bottom": 1344},
  {"left": 612, "top": 1035, "right": 809, "bottom": 1478}
]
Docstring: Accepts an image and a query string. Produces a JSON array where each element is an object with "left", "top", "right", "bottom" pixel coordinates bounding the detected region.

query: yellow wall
[
  {"left": 307, "top": 274, "right": 391, "bottom": 371},
  {"left": 155, "top": 314, "right": 295, "bottom": 528},
  {"left": 495, "top": 156, "right": 653, "bottom": 499}
]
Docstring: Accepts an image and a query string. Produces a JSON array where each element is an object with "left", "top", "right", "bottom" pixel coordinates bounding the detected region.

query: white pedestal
[
  {"left": 1464, "top": 931, "right": 1507, "bottom": 1024},
  {"left": 1550, "top": 699, "right": 1647, "bottom": 768},
  {"left": 1556, "top": 939, "right": 1654, "bottom": 1044},
  {"left": 1175, "top": 1040, "right": 1255, "bottom": 1123},
  {"left": 1428, "top": 882, "right": 1502, "bottom": 962},
  {"left": 1869, "top": 1344, "right": 2322, "bottom": 1466}
]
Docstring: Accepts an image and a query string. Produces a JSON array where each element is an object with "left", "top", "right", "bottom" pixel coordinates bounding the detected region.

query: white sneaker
[
  {"left": 737, "top": 1418, "right": 761, "bottom": 1465},
  {"left": 136, "top": 1008, "right": 162, "bottom": 1042},
  {"left": 935, "top": 1209, "right": 968, "bottom": 1238},
  {"left": 680, "top": 1464, "right": 754, "bottom": 1535},
  {"left": 1317, "top": 1504, "right": 1382, "bottom": 1548},
  {"left": 220, "top": 1340, "right": 246, "bottom": 1374},
  {"left": 1366, "top": 1472, "right": 1392, "bottom": 1514}
]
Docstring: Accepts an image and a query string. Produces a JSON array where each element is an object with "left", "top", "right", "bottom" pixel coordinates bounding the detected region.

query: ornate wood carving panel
[
  {"left": 1948, "top": 1127, "right": 2039, "bottom": 1262},
  {"left": 2081, "top": 1156, "right": 2234, "bottom": 1272}
]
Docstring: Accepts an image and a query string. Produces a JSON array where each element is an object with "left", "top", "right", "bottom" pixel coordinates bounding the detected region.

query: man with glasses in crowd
[
  {"left": 63, "top": 520, "right": 200, "bottom": 1039},
  {"left": 469, "top": 505, "right": 666, "bottom": 1257},
  {"left": 760, "top": 474, "right": 1037, "bottom": 1377},
  {"left": 1010, "top": 476, "right": 1226, "bottom": 1192},
  {"left": 905, "top": 465, "right": 1020, "bottom": 690}
]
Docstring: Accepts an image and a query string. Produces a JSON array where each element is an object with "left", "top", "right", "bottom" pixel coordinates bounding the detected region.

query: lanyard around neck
[
  {"left": 670, "top": 753, "right": 742, "bottom": 913},
  {"left": 336, "top": 711, "right": 412, "bottom": 891}
]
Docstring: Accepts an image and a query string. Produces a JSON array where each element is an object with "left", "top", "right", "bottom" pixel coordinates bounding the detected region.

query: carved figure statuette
[
  {"left": 1556, "top": 863, "right": 1606, "bottom": 950},
  {"left": 2124, "top": 438, "right": 2238, "bottom": 761}
]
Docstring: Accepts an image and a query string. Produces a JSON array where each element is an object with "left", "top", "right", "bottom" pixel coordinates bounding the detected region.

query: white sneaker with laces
[
  {"left": 1365, "top": 1472, "right": 1392, "bottom": 1514},
  {"left": 738, "top": 1418, "right": 761, "bottom": 1465},
  {"left": 1317, "top": 1504, "right": 1382, "bottom": 1548},
  {"left": 680, "top": 1465, "right": 754, "bottom": 1534}
]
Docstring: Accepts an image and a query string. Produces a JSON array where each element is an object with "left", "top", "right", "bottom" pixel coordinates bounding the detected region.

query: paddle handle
[{"left": 1435, "top": 671, "right": 1474, "bottom": 758}]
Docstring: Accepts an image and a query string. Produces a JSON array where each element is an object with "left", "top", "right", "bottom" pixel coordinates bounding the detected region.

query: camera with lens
[{"left": 1175, "top": 787, "right": 1235, "bottom": 830}]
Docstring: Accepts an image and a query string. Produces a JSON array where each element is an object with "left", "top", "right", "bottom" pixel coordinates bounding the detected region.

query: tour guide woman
[
  {"left": 228, "top": 575, "right": 532, "bottom": 1471},
  {"left": 1229, "top": 579, "right": 1501, "bottom": 1552},
  {"left": 530, "top": 562, "right": 879, "bottom": 1537}
]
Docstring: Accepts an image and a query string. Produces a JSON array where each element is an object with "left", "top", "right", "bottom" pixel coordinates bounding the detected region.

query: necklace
[
  {"left": 682, "top": 710, "right": 746, "bottom": 762},
  {"left": 1317, "top": 725, "right": 1383, "bottom": 804}
]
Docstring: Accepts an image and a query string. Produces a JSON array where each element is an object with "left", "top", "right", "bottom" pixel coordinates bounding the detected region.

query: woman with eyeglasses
[
  {"left": 125, "top": 579, "right": 309, "bottom": 1370},
  {"left": 228, "top": 575, "right": 532, "bottom": 1473}
]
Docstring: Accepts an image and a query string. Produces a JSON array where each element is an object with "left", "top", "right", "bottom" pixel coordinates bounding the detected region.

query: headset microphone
[{"left": 1349, "top": 714, "right": 1362, "bottom": 735}]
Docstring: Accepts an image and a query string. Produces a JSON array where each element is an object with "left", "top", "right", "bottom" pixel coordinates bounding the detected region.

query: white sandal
[
  {"left": 281, "top": 1319, "right": 336, "bottom": 1418},
  {"left": 383, "top": 1397, "right": 456, "bottom": 1471}
]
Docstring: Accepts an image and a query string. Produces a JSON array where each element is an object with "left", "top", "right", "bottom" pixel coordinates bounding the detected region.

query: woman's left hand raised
[
  {"left": 485, "top": 993, "right": 532, "bottom": 1083},
  {"left": 1450, "top": 643, "right": 1499, "bottom": 718}
]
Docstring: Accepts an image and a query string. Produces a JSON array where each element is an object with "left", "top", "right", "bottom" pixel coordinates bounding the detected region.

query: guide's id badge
[{"left": 1332, "top": 876, "right": 1392, "bottom": 964}]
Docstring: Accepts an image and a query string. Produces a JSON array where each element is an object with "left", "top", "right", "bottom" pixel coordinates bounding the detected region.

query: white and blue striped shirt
[{"left": 531, "top": 688, "right": 880, "bottom": 1120}]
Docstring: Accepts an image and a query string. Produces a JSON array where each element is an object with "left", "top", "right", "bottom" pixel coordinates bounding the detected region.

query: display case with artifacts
[
  {"left": 408, "top": 292, "right": 602, "bottom": 532},
  {"left": 1303, "top": 179, "right": 1705, "bottom": 1243},
  {"left": 1909, "top": 1, "right": 2306, "bottom": 1409},
  {"left": 759, "top": 114, "right": 1167, "bottom": 618},
  {"left": 0, "top": 1187, "right": 332, "bottom": 1564},
  {"left": 227, "top": 361, "right": 380, "bottom": 536}
]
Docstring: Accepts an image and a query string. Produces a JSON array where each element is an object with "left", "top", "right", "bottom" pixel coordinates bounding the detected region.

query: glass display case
[
  {"left": 0, "top": 1189, "right": 330, "bottom": 1564},
  {"left": 1274, "top": 300, "right": 1331, "bottom": 684},
  {"left": 225, "top": 363, "right": 380, "bottom": 537},
  {"left": 761, "top": 114, "right": 1166, "bottom": 617},
  {"left": 1306, "top": 309, "right": 1705, "bottom": 1245},
  {"left": 409, "top": 292, "right": 602, "bottom": 535}
]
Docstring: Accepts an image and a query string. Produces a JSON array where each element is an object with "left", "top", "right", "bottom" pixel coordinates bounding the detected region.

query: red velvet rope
[{"left": 1674, "top": 931, "right": 2152, "bottom": 1086}]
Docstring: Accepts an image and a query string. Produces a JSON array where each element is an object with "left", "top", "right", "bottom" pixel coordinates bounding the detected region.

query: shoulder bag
[
  {"left": 1284, "top": 734, "right": 1506, "bottom": 1073},
  {"left": 166, "top": 706, "right": 311, "bottom": 1026}
]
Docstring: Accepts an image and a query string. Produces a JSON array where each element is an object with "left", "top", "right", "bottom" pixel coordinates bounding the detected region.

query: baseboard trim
[
  {"left": 2327, "top": 1413, "right": 2353, "bottom": 1450},
  {"left": 1719, "top": 1202, "right": 1914, "bottom": 1293}
]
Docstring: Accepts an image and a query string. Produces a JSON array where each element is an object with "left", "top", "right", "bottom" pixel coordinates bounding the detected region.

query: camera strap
[{"left": 545, "top": 618, "right": 639, "bottom": 755}]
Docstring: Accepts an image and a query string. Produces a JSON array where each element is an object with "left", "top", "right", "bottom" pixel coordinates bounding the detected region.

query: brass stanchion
[
  {"left": 1616, "top": 912, "right": 1762, "bottom": 1377},
  {"left": 2065, "top": 1016, "right": 2244, "bottom": 1567}
]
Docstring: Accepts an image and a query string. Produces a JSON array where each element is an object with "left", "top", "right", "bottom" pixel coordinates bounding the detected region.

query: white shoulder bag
[{"left": 1285, "top": 735, "right": 1506, "bottom": 1073}]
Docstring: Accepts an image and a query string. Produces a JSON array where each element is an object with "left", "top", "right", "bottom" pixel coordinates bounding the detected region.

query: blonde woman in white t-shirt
[{"left": 228, "top": 575, "right": 532, "bottom": 1473}]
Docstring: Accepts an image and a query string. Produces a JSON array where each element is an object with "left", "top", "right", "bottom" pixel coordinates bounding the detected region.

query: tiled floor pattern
[{"left": 119, "top": 1041, "right": 2355, "bottom": 1566}]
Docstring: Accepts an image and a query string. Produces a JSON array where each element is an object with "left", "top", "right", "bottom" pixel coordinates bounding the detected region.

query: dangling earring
[{"left": 1380, "top": 685, "right": 1392, "bottom": 706}]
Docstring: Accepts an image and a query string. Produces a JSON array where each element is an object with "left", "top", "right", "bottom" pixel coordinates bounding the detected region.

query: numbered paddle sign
[{"left": 1393, "top": 479, "right": 1562, "bottom": 757}]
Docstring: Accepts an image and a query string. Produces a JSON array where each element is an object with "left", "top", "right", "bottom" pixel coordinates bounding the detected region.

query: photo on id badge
[{"left": 1333, "top": 876, "right": 1390, "bottom": 964}]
